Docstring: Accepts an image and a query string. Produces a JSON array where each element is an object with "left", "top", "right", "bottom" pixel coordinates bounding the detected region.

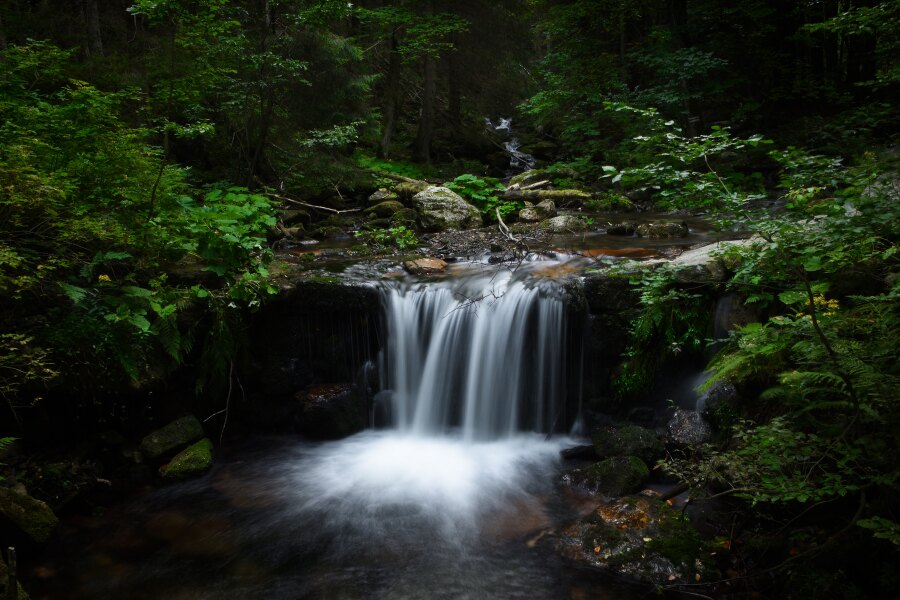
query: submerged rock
[
  {"left": 295, "top": 383, "right": 365, "bottom": 439},
  {"left": 139, "top": 415, "right": 205, "bottom": 461},
  {"left": 557, "top": 496, "right": 714, "bottom": 585},
  {"left": 0, "top": 488, "right": 59, "bottom": 545},
  {"left": 413, "top": 186, "right": 483, "bottom": 232},
  {"left": 635, "top": 221, "right": 689, "bottom": 238},
  {"left": 161, "top": 438, "right": 214, "bottom": 480},
  {"left": 564, "top": 456, "right": 650, "bottom": 496},
  {"left": 404, "top": 258, "right": 448, "bottom": 275},
  {"left": 592, "top": 425, "right": 664, "bottom": 465}
]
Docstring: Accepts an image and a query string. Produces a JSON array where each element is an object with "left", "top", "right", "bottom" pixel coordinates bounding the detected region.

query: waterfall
[{"left": 380, "top": 268, "right": 567, "bottom": 440}]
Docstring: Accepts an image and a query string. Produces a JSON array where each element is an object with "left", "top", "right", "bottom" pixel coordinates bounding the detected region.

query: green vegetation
[{"left": 445, "top": 173, "right": 521, "bottom": 220}]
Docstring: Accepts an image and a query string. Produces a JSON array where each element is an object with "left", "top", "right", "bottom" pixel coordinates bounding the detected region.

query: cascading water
[
  {"left": 486, "top": 116, "right": 537, "bottom": 171},
  {"left": 380, "top": 268, "right": 566, "bottom": 440}
]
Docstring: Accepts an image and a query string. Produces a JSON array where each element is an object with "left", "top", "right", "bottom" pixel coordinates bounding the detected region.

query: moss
[
  {"left": 139, "top": 415, "right": 204, "bottom": 461},
  {"left": 583, "top": 456, "right": 649, "bottom": 496},
  {"left": 0, "top": 488, "right": 59, "bottom": 545},
  {"left": 592, "top": 425, "right": 664, "bottom": 464},
  {"left": 161, "top": 438, "right": 214, "bottom": 480}
]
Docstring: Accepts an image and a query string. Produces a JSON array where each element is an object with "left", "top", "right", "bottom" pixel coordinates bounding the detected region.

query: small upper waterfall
[
  {"left": 380, "top": 268, "right": 567, "bottom": 440},
  {"left": 485, "top": 116, "right": 537, "bottom": 171}
]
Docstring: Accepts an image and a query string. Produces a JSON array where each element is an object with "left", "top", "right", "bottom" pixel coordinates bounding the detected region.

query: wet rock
[
  {"left": 394, "top": 181, "right": 430, "bottom": 200},
  {"left": 635, "top": 221, "right": 689, "bottom": 238},
  {"left": 0, "top": 488, "right": 59, "bottom": 545},
  {"left": 161, "top": 438, "right": 214, "bottom": 480},
  {"left": 564, "top": 456, "right": 650, "bottom": 496},
  {"left": 404, "top": 258, "right": 448, "bottom": 275},
  {"left": 413, "top": 186, "right": 483, "bottom": 232},
  {"left": 295, "top": 383, "right": 365, "bottom": 439},
  {"left": 699, "top": 380, "right": 739, "bottom": 431},
  {"left": 592, "top": 425, "right": 664, "bottom": 465},
  {"left": 670, "top": 238, "right": 760, "bottom": 282},
  {"left": 606, "top": 222, "right": 637, "bottom": 236},
  {"left": 368, "top": 188, "right": 400, "bottom": 205},
  {"left": 366, "top": 200, "right": 405, "bottom": 218},
  {"left": 666, "top": 409, "right": 711, "bottom": 446},
  {"left": 518, "top": 199, "right": 557, "bottom": 222},
  {"left": 538, "top": 215, "right": 589, "bottom": 233},
  {"left": 0, "top": 558, "right": 29, "bottom": 599},
  {"left": 139, "top": 415, "right": 204, "bottom": 461},
  {"left": 557, "top": 496, "right": 714, "bottom": 585}
]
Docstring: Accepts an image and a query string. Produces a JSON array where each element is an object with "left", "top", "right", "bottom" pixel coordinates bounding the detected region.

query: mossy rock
[
  {"left": 394, "top": 181, "right": 429, "bottom": 200},
  {"left": 311, "top": 225, "right": 345, "bottom": 239},
  {"left": 390, "top": 208, "right": 419, "bottom": 229},
  {"left": 281, "top": 209, "right": 311, "bottom": 227},
  {"left": 538, "top": 215, "right": 588, "bottom": 233},
  {"left": 635, "top": 221, "right": 688, "bottom": 238},
  {"left": 0, "top": 488, "right": 59, "bottom": 545},
  {"left": 140, "top": 415, "right": 205, "bottom": 461},
  {"left": 365, "top": 200, "right": 405, "bottom": 218},
  {"left": 567, "top": 456, "right": 649, "bottom": 496},
  {"left": 0, "top": 559, "right": 30, "bottom": 600},
  {"left": 368, "top": 188, "right": 400, "bottom": 205},
  {"left": 592, "top": 425, "right": 664, "bottom": 464},
  {"left": 161, "top": 438, "right": 214, "bottom": 480}
]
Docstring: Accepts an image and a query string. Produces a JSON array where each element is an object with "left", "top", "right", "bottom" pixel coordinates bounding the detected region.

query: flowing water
[{"left": 33, "top": 265, "right": 643, "bottom": 599}]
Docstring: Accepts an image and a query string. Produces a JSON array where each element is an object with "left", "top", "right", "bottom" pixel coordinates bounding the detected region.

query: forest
[{"left": 0, "top": 1, "right": 898, "bottom": 598}]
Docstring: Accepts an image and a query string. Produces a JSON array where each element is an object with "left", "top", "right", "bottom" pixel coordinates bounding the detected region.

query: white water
[{"left": 381, "top": 268, "right": 568, "bottom": 440}]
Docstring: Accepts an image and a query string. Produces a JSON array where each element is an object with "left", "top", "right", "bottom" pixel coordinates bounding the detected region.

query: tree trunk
[
  {"left": 448, "top": 31, "right": 461, "bottom": 131},
  {"left": 378, "top": 28, "right": 402, "bottom": 158},
  {"left": 0, "top": 14, "right": 7, "bottom": 50},
  {"left": 82, "top": 0, "right": 103, "bottom": 57},
  {"left": 413, "top": 54, "right": 436, "bottom": 163}
]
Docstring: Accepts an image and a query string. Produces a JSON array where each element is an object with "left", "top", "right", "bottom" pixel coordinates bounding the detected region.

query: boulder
[
  {"left": 557, "top": 496, "right": 714, "bottom": 585},
  {"left": 538, "top": 215, "right": 589, "bottom": 233},
  {"left": 280, "top": 209, "right": 310, "bottom": 227},
  {"left": 519, "top": 199, "right": 557, "bottom": 222},
  {"left": 592, "top": 425, "right": 664, "bottom": 465},
  {"left": 139, "top": 415, "right": 204, "bottom": 461},
  {"left": 368, "top": 188, "right": 400, "bottom": 205},
  {"left": 412, "top": 186, "right": 482, "bottom": 232},
  {"left": 394, "top": 181, "right": 430, "bottom": 200},
  {"left": 666, "top": 409, "right": 711, "bottom": 446},
  {"left": 0, "top": 488, "right": 59, "bottom": 545},
  {"left": 635, "top": 221, "right": 689, "bottom": 238},
  {"left": 671, "top": 239, "right": 759, "bottom": 282},
  {"left": 564, "top": 456, "right": 650, "bottom": 496},
  {"left": 366, "top": 200, "right": 405, "bottom": 218},
  {"left": 295, "top": 383, "right": 365, "bottom": 439},
  {"left": 404, "top": 258, "right": 448, "bottom": 275},
  {"left": 699, "top": 380, "right": 739, "bottom": 430},
  {"left": 161, "top": 438, "right": 214, "bottom": 480}
]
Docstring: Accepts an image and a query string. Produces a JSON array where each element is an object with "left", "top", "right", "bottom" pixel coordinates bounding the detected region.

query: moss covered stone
[
  {"left": 592, "top": 425, "right": 664, "bottom": 465},
  {"left": 161, "top": 438, "right": 214, "bottom": 480},
  {"left": 140, "top": 415, "right": 205, "bottom": 461},
  {"left": 365, "top": 200, "right": 405, "bottom": 218},
  {"left": 0, "top": 488, "right": 59, "bottom": 545},
  {"left": 566, "top": 456, "right": 650, "bottom": 497}
]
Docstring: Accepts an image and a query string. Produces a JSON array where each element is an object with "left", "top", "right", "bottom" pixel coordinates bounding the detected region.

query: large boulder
[
  {"left": 161, "top": 438, "right": 214, "bottom": 480},
  {"left": 394, "top": 180, "right": 430, "bottom": 200},
  {"left": 295, "top": 383, "right": 365, "bottom": 439},
  {"left": 412, "top": 186, "right": 483, "bottom": 232},
  {"left": 592, "top": 425, "right": 664, "bottom": 465},
  {"left": 139, "top": 415, "right": 205, "bottom": 461},
  {"left": 666, "top": 409, "right": 712, "bottom": 446},
  {"left": 0, "top": 488, "right": 59, "bottom": 545},
  {"left": 564, "top": 456, "right": 650, "bottom": 496}
]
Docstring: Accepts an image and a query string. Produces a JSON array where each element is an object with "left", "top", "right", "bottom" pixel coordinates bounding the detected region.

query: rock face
[
  {"left": 539, "top": 215, "right": 589, "bottom": 233},
  {"left": 635, "top": 221, "right": 689, "bottom": 238},
  {"left": 412, "top": 186, "right": 482, "bottom": 232},
  {"left": 565, "top": 456, "right": 650, "bottom": 496},
  {"left": 139, "top": 415, "right": 205, "bottom": 461},
  {"left": 557, "top": 496, "right": 714, "bottom": 585},
  {"left": 161, "top": 438, "right": 214, "bottom": 480},
  {"left": 592, "top": 425, "right": 664, "bottom": 465},
  {"left": 0, "top": 488, "right": 59, "bottom": 545},
  {"left": 666, "top": 409, "right": 712, "bottom": 445},
  {"left": 295, "top": 383, "right": 365, "bottom": 439},
  {"left": 404, "top": 258, "right": 448, "bottom": 275}
]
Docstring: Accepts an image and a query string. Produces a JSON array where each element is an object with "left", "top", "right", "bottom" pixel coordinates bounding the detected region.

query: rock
[
  {"left": 518, "top": 208, "right": 543, "bottom": 222},
  {"left": 280, "top": 209, "right": 310, "bottom": 227},
  {"left": 535, "top": 199, "right": 557, "bottom": 215},
  {"left": 412, "top": 186, "right": 483, "bottom": 232},
  {"left": 592, "top": 425, "right": 664, "bottom": 465},
  {"left": 139, "top": 415, "right": 204, "bottom": 461},
  {"left": 564, "top": 456, "right": 650, "bottom": 496},
  {"left": 0, "top": 558, "right": 29, "bottom": 600},
  {"left": 368, "top": 188, "right": 400, "bottom": 205},
  {"left": 390, "top": 207, "right": 418, "bottom": 228},
  {"left": 671, "top": 239, "right": 759, "bottom": 282},
  {"left": 560, "top": 445, "right": 597, "bottom": 460},
  {"left": 394, "top": 181, "right": 430, "bottom": 200},
  {"left": 635, "top": 221, "right": 689, "bottom": 238},
  {"left": 366, "top": 200, "right": 405, "bottom": 218},
  {"left": 508, "top": 169, "right": 546, "bottom": 187},
  {"left": 295, "top": 383, "right": 365, "bottom": 439},
  {"left": 538, "top": 215, "right": 588, "bottom": 233},
  {"left": 666, "top": 409, "right": 711, "bottom": 445},
  {"left": 520, "top": 199, "right": 557, "bottom": 222},
  {"left": 557, "top": 496, "right": 714, "bottom": 585},
  {"left": 606, "top": 222, "right": 636, "bottom": 236},
  {"left": 161, "top": 438, "right": 214, "bottom": 480},
  {"left": 699, "top": 380, "right": 738, "bottom": 430},
  {"left": 0, "top": 488, "right": 59, "bottom": 545},
  {"left": 404, "top": 258, "right": 448, "bottom": 275}
]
